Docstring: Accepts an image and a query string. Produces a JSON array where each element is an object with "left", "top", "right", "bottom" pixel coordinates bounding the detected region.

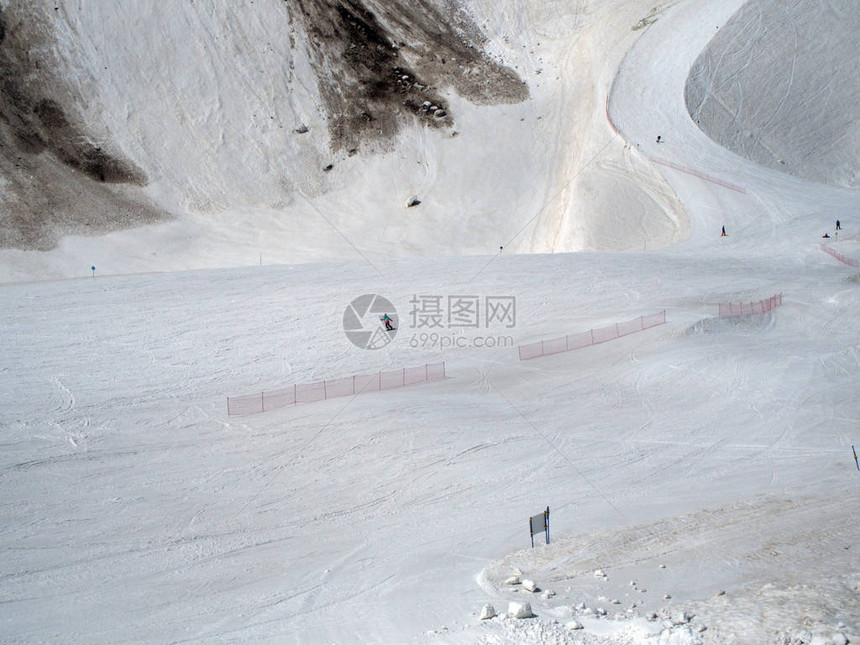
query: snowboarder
[
  {"left": 836, "top": 219, "right": 841, "bottom": 230},
  {"left": 822, "top": 233, "right": 830, "bottom": 238},
  {"left": 721, "top": 225, "right": 726, "bottom": 237},
  {"left": 381, "top": 313, "right": 394, "bottom": 331}
]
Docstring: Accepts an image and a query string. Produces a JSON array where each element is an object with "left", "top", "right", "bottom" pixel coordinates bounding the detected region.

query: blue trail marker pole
[
  {"left": 90, "top": 265, "right": 96, "bottom": 278},
  {"left": 853, "top": 445, "right": 858, "bottom": 471}
]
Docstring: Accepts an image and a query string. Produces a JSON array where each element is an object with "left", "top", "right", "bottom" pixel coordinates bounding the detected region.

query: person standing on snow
[{"left": 836, "top": 219, "right": 841, "bottom": 230}]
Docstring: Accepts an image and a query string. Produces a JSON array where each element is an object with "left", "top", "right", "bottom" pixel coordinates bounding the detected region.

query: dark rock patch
[
  {"left": 287, "top": 0, "right": 528, "bottom": 152},
  {"left": 0, "top": 4, "right": 165, "bottom": 250}
]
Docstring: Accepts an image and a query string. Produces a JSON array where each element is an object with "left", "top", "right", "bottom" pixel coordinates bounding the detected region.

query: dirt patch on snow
[
  {"left": 288, "top": 0, "right": 528, "bottom": 152},
  {"left": 0, "top": 5, "right": 167, "bottom": 251}
]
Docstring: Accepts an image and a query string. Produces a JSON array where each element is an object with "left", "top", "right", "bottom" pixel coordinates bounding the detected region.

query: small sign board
[{"left": 529, "top": 506, "right": 550, "bottom": 547}]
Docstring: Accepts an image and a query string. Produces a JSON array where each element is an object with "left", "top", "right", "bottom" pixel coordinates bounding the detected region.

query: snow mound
[{"left": 685, "top": 0, "right": 860, "bottom": 188}]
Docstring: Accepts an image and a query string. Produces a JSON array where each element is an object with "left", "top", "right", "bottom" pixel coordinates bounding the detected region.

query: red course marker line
[{"left": 651, "top": 156, "right": 747, "bottom": 194}]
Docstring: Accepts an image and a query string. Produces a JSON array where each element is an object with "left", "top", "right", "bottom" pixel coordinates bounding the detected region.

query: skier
[
  {"left": 836, "top": 219, "right": 841, "bottom": 230},
  {"left": 721, "top": 225, "right": 726, "bottom": 237},
  {"left": 381, "top": 313, "right": 394, "bottom": 331},
  {"left": 656, "top": 135, "right": 662, "bottom": 144}
]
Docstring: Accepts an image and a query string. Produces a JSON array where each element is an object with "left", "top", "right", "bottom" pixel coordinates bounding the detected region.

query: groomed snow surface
[{"left": 2, "top": 0, "right": 859, "bottom": 643}]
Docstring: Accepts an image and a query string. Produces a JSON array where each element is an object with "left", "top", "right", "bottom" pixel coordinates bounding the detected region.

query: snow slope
[
  {"left": 1, "top": 0, "right": 859, "bottom": 643},
  {"left": 685, "top": 0, "right": 860, "bottom": 189},
  {"left": 0, "top": 0, "right": 684, "bottom": 281}
]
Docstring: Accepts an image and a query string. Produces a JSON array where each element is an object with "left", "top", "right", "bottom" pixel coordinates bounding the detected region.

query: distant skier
[
  {"left": 721, "top": 225, "right": 726, "bottom": 237},
  {"left": 656, "top": 135, "right": 662, "bottom": 144},
  {"left": 822, "top": 233, "right": 830, "bottom": 238},
  {"left": 836, "top": 219, "right": 841, "bottom": 230},
  {"left": 381, "top": 313, "right": 394, "bottom": 331}
]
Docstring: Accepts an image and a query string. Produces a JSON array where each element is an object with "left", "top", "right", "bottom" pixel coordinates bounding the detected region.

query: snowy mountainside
[
  {"left": 685, "top": 0, "right": 860, "bottom": 189},
  {"left": 0, "top": 0, "right": 687, "bottom": 281},
  {"left": 1, "top": 0, "right": 859, "bottom": 643}
]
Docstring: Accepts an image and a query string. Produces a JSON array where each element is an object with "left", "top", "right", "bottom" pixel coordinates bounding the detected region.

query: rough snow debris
[
  {"left": 540, "top": 589, "right": 555, "bottom": 599},
  {"left": 664, "top": 593, "right": 672, "bottom": 599},
  {"left": 479, "top": 604, "right": 496, "bottom": 620},
  {"left": 611, "top": 598, "right": 621, "bottom": 604},
  {"left": 673, "top": 610, "right": 693, "bottom": 625},
  {"left": 597, "top": 607, "right": 607, "bottom": 616},
  {"left": 503, "top": 576, "right": 521, "bottom": 586},
  {"left": 566, "top": 620, "right": 584, "bottom": 630},
  {"left": 574, "top": 602, "right": 586, "bottom": 611},
  {"left": 521, "top": 579, "right": 538, "bottom": 592},
  {"left": 508, "top": 601, "right": 534, "bottom": 619},
  {"left": 658, "top": 624, "right": 703, "bottom": 645},
  {"left": 594, "top": 569, "right": 606, "bottom": 578}
]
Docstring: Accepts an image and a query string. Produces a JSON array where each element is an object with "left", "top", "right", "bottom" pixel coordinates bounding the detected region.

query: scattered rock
[
  {"left": 541, "top": 590, "right": 555, "bottom": 599},
  {"left": 611, "top": 599, "right": 621, "bottom": 605},
  {"left": 566, "top": 620, "right": 584, "bottom": 630},
  {"left": 479, "top": 604, "right": 496, "bottom": 620},
  {"left": 646, "top": 612, "right": 658, "bottom": 621},
  {"left": 596, "top": 608, "right": 607, "bottom": 616},
  {"left": 673, "top": 610, "right": 693, "bottom": 625},
  {"left": 407, "top": 195, "right": 421, "bottom": 207},
  {"left": 522, "top": 579, "right": 538, "bottom": 593},
  {"left": 663, "top": 594, "right": 672, "bottom": 600},
  {"left": 594, "top": 569, "right": 606, "bottom": 578},
  {"left": 323, "top": 163, "right": 333, "bottom": 172},
  {"left": 503, "top": 576, "right": 521, "bottom": 586},
  {"left": 294, "top": 124, "right": 309, "bottom": 134},
  {"left": 508, "top": 601, "right": 534, "bottom": 619}
]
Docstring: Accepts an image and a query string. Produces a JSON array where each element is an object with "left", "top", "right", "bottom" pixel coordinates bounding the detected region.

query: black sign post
[{"left": 529, "top": 506, "right": 550, "bottom": 547}]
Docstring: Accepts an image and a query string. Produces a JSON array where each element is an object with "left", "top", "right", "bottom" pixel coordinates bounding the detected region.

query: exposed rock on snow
[
  {"left": 479, "top": 604, "right": 496, "bottom": 620},
  {"left": 508, "top": 601, "right": 534, "bottom": 619},
  {"left": 0, "top": 3, "right": 170, "bottom": 251},
  {"left": 290, "top": 0, "right": 527, "bottom": 152},
  {"left": 522, "top": 579, "right": 538, "bottom": 592}
]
